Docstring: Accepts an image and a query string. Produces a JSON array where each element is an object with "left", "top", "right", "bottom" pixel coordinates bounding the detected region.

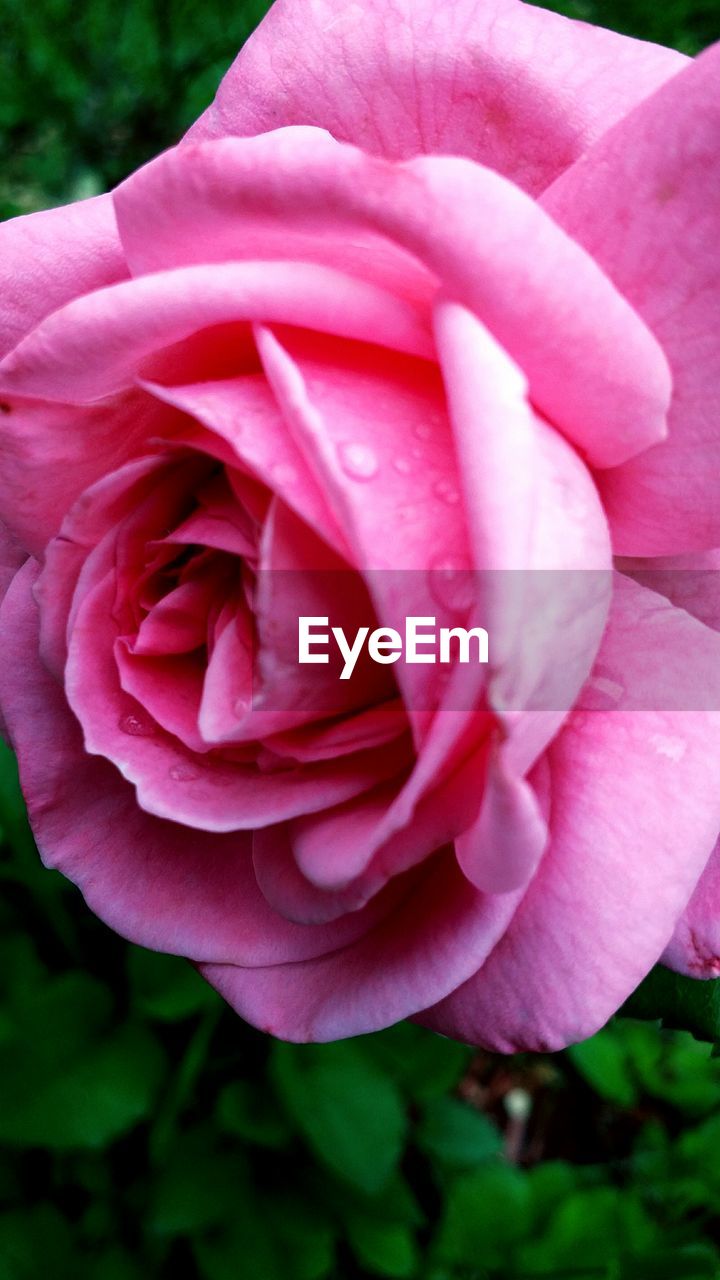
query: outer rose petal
[
  {"left": 0, "top": 564, "right": 408, "bottom": 967},
  {"left": 113, "top": 130, "right": 670, "bottom": 471},
  {"left": 0, "top": 521, "right": 27, "bottom": 740},
  {"left": 0, "top": 261, "right": 432, "bottom": 403},
  {"left": 421, "top": 577, "right": 720, "bottom": 1051},
  {"left": 0, "top": 521, "right": 26, "bottom": 606},
  {"left": 638, "top": 547, "right": 720, "bottom": 983},
  {"left": 543, "top": 42, "right": 720, "bottom": 554},
  {"left": 663, "top": 839, "right": 720, "bottom": 978},
  {"left": 0, "top": 255, "right": 429, "bottom": 555},
  {"left": 188, "top": 0, "right": 685, "bottom": 195},
  {"left": 0, "top": 195, "right": 127, "bottom": 359},
  {"left": 201, "top": 853, "right": 526, "bottom": 1041},
  {"left": 618, "top": 549, "right": 720, "bottom": 634}
]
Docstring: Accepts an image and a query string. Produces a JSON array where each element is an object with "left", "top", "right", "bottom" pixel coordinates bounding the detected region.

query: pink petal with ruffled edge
[
  {"left": 0, "top": 195, "right": 126, "bottom": 359},
  {"left": 65, "top": 570, "right": 404, "bottom": 831},
  {"left": 421, "top": 576, "right": 720, "bottom": 1050},
  {"left": 0, "top": 564, "right": 404, "bottom": 967},
  {"left": 201, "top": 850, "right": 525, "bottom": 1041},
  {"left": 143, "top": 375, "right": 349, "bottom": 559},
  {"left": 0, "top": 260, "right": 432, "bottom": 404},
  {"left": 0, "top": 391, "right": 180, "bottom": 556},
  {"left": 543, "top": 42, "right": 720, "bottom": 554},
  {"left": 188, "top": 0, "right": 685, "bottom": 196},
  {"left": 663, "top": 839, "right": 720, "bottom": 979},
  {"left": 113, "top": 130, "right": 670, "bottom": 471}
]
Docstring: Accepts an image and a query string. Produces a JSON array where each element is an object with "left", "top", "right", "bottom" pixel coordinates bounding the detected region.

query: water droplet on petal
[
  {"left": 429, "top": 559, "right": 475, "bottom": 613},
  {"left": 169, "top": 762, "right": 200, "bottom": 782},
  {"left": 338, "top": 441, "right": 378, "bottom": 481},
  {"left": 433, "top": 478, "right": 461, "bottom": 506},
  {"left": 650, "top": 733, "right": 686, "bottom": 762},
  {"left": 119, "top": 712, "right": 155, "bottom": 737},
  {"left": 414, "top": 422, "right": 432, "bottom": 441},
  {"left": 392, "top": 457, "right": 412, "bottom": 475}
]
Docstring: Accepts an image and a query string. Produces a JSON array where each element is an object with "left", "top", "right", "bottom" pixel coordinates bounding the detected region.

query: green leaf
[
  {"left": 567, "top": 1024, "right": 639, "bottom": 1107},
  {"left": 621, "top": 1021, "right": 720, "bottom": 1116},
  {"left": 345, "top": 1217, "right": 418, "bottom": 1278},
  {"left": 321, "top": 1171, "right": 422, "bottom": 1279},
  {"left": 416, "top": 1096, "right": 503, "bottom": 1169},
  {"left": 127, "top": 946, "right": 219, "bottom": 1021},
  {"left": 620, "top": 1245, "right": 720, "bottom": 1280},
  {"left": 360, "top": 1023, "right": 471, "bottom": 1101},
  {"left": 433, "top": 1165, "right": 531, "bottom": 1266},
  {"left": 194, "top": 1223, "right": 282, "bottom": 1280},
  {"left": 0, "top": 1205, "right": 74, "bottom": 1280},
  {"left": 0, "top": 933, "right": 48, "bottom": 1001},
  {"left": 675, "top": 1113, "right": 720, "bottom": 1203},
  {"left": 216, "top": 1079, "right": 293, "bottom": 1148},
  {"left": 193, "top": 1194, "right": 285, "bottom": 1280},
  {"left": 271, "top": 1042, "right": 408, "bottom": 1195},
  {"left": 150, "top": 1130, "right": 248, "bottom": 1236},
  {"left": 517, "top": 1187, "right": 656, "bottom": 1274},
  {"left": 525, "top": 1162, "right": 578, "bottom": 1232},
  {"left": 83, "top": 1250, "right": 140, "bottom": 1280},
  {"left": 321, "top": 1169, "right": 423, "bottom": 1230},
  {"left": 264, "top": 1193, "right": 336, "bottom": 1280},
  {"left": 0, "top": 972, "right": 165, "bottom": 1148},
  {"left": 621, "top": 965, "right": 720, "bottom": 1047}
]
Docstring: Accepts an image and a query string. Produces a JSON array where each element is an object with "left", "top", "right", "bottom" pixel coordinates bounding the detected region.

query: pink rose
[{"left": 1, "top": 0, "right": 720, "bottom": 1051}]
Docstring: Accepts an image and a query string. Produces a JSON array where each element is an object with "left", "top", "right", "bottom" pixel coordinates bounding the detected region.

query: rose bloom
[{"left": 1, "top": 0, "right": 720, "bottom": 1051}]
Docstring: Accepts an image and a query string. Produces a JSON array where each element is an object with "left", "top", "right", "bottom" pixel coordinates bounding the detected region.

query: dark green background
[{"left": 2, "top": 2, "right": 720, "bottom": 1276}]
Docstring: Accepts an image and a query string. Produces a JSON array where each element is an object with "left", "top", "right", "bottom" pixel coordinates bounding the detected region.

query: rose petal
[
  {"left": 0, "top": 195, "right": 126, "bottom": 358},
  {"left": 263, "top": 699, "right": 407, "bottom": 763},
  {"left": 663, "top": 838, "right": 720, "bottom": 978},
  {"left": 0, "top": 520, "right": 28, "bottom": 740},
  {"left": 455, "top": 751, "right": 548, "bottom": 894},
  {"left": 252, "top": 823, "right": 391, "bottom": 925},
  {"left": 0, "top": 563, "right": 401, "bottom": 967},
  {"left": 0, "top": 390, "right": 180, "bottom": 556},
  {"left": 188, "top": 0, "right": 685, "bottom": 195},
  {"left": 0, "top": 260, "right": 432, "bottom": 404},
  {"left": 66, "top": 570, "right": 406, "bottom": 831},
  {"left": 543, "top": 42, "right": 720, "bottom": 553},
  {"left": 291, "top": 743, "right": 486, "bottom": 894},
  {"left": 201, "top": 850, "right": 525, "bottom": 1041},
  {"left": 421, "top": 576, "right": 720, "bottom": 1050},
  {"left": 113, "top": 131, "right": 670, "bottom": 470},
  {"left": 0, "top": 520, "right": 26, "bottom": 605},
  {"left": 144, "top": 374, "right": 349, "bottom": 560},
  {"left": 255, "top": 324, "right": 476, "bottom": 727}
]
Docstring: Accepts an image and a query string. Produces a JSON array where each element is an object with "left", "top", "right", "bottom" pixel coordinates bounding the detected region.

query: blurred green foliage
[
  {"left": 3, "top": 0, "right": 720, "bottom": 1275},
  {"left": 3, "top": 739, "right": 720, "bottom": 1277},
  {"left": 529, "top": 0, "right": 720, "bottom": 52},
  {"left": 0, "top": 0, "right": 270, "bottom": 218},
  {"left": 1, "top": 0, "right": 719, "bottom": 218}
]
